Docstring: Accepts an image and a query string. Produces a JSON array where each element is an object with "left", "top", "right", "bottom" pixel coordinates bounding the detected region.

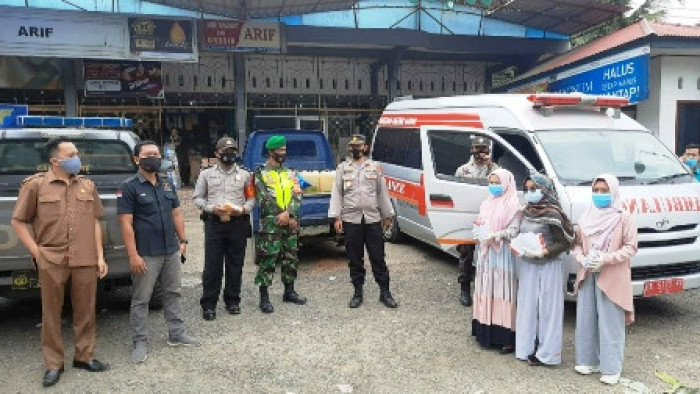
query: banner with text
[
  {"left": 84, "top": 61, "right": 163, "bottom": 99},
  {"left": 201, "top": 20, "right": 281, "bottom": 52},
  {"left": 548, "top": 50, "right": 650, "bottom": 105},
  {"left": 129, "top": 17, "right": 197, "bottom": 61}
]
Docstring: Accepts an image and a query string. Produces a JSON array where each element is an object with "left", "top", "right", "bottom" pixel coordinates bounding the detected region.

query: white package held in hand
[
  {"left": 472, "top": 220, "right": 490, "bottom": 242},
  {"left": 510, "top": 232, "right": 546, "bottom": 257}
]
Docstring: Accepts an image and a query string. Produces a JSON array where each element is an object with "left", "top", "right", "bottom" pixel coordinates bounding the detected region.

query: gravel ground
[{"left": 0, "top": 188, "right": 699, "bottom": 393}]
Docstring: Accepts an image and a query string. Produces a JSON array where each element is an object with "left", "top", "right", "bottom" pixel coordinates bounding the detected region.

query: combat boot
[
  {"left": 282, "top": 282, "right": 307, "bottom": 305},
  {"left": 259, "top": 286, "right": 274, "bottom": 313},
  {"left": 378, "top": 282, "right": 398, "bottom": 308},
  {"left": 460, "top": 282, "right": 473, "bottom": 307},
  {"left": 348, "top": 284, "right": 363, "bottom": 308}
]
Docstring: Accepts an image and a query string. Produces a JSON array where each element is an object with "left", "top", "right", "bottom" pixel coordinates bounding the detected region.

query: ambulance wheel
[{"left": 384, "top": 213, "right": 404, "bottom": 243}]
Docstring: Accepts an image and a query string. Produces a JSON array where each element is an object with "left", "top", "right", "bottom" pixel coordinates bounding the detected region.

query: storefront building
[{"left": 0, "top": 0, "right": 627, "bottom": 172}]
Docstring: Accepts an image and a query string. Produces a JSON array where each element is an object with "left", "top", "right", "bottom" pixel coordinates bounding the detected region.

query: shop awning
[
  {"left": 487, "top": 0, "right": 627, "bottom": 35},
  {"left": 143, "top": 0, "right": 358, "bottom": 19}
]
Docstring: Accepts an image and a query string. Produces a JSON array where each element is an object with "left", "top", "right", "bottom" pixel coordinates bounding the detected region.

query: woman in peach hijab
[
  {"left": 472, "top": 169, "right": 521, "bottom": 354},
  {"left": 572, "top": 174, "right": 637, "bottom": 386}
]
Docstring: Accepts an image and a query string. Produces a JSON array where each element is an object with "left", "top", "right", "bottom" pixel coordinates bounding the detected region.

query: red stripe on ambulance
[
  {"left": 378, "top": 113, "right": 483, "bottom": 129},
  {"left": 384, "top": 174, "right": 427, "bottom": 216}
]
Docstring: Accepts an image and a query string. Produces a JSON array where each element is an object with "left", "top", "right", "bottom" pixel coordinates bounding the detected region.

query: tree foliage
[{"left": 571, "top": 0, "right": 677, "bottom": 47}]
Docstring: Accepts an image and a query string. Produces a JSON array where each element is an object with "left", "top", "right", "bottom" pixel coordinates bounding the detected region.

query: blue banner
[
  {"left": 549, "top": 53, "right": 650, "bottom": 105},
  {"left": 0, "top": 104, "right": 29, "bottom": 128}
]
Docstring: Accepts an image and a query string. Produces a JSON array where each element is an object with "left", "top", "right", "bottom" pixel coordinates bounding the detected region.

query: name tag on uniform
[
  {"left": 235, "top": 174, "right": 241, "bottom": 181},
  {"left": 366, "top": 170, "right": 378, "bottom": 180}
]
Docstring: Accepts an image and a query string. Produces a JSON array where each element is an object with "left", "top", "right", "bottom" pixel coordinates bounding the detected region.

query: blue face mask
[
  {"left": 684, "top": 158, "right": 697, "bottom": 168},
  {"left": 488, "top": 184, "right": 504, "bottom": 197},
  {"left": 524, "top": 189, "right": 543, "bottom": 204},
  {"left": 592, "top": 193, "right": 613, "bottom": 209},
  {"left": 58, "top": 156, "right": 81, "bottom": 175}
]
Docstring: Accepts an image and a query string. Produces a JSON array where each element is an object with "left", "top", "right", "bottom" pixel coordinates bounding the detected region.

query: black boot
[
  {"left": 348, "top": 284, "right": 363, "bottom": 308},
  {"left": 378, "top": 282, "right": 398, "bottom": 308},
  {"left": 282, "top": 282, "right": 307, "bottom": 305},
  {"left": 460, "top": 282, "right": 473, "bottom": 307},
  {"left": 259, "top": 286, "right": 274, "bottom": 313}
]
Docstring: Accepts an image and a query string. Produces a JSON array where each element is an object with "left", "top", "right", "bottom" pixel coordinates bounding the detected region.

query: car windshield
[
  {"left": 0, "top": 139, "right": 136, "bottom": 175},
  {"left": 535, "top": 130, "right": 691, "bottom": 185}
]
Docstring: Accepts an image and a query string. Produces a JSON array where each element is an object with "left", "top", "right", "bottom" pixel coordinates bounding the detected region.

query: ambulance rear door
[{"left": 420, "top": 125, "right": 535, "bottom": 253}]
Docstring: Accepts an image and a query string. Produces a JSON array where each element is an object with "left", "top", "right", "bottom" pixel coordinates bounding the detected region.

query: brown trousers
[{"left": 37, "top": 260, "right": 97, "bottom": 369}]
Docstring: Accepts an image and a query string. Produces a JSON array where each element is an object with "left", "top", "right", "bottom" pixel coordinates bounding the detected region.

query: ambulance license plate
[
  {"left": 11, "top": 270, "right": 40, "bottom": 290},
  {"left": 643, "top": 278, "right": 683, "bottom": 297}
]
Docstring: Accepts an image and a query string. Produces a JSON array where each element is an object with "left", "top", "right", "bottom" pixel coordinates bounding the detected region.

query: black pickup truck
[{"left": 0, "top": 111, "right": 144, "bottom": 301}]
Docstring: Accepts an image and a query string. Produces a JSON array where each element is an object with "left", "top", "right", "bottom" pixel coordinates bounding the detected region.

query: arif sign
[
  {"left": 17, "top": 26, "right": 54, "bottom": 38},
  {"left": 201, "top": 20, "right": 281, "bottom": 52}
]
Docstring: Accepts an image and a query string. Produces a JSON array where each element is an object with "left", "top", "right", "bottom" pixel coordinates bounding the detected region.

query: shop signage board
[
  {"left": 84, "top": 60, "right": 164, "bottom": 99},
  {"left": 548, "top": 46, "right": 651, "bottom": 105},
  {"left": 128, "top": 17, "right": 198, "bottom": 62},
  {"left": 0, "top": 6, "right": 128, "bottom": 59},
  {"left": 201, "top": 20, "right": 282, "bottom": 52}
]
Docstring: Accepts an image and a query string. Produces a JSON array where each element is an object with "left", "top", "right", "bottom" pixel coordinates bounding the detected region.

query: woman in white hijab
[{"left": 572, "top": 174, "right": 638, "bottom": 386}]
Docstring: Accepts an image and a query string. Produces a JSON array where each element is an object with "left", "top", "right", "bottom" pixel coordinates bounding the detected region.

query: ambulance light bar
[
  {"left": 16, "top": 116, "right": 133, "bottom": 128},
  {"left": 527, "top": 94, "right": 629, "bottom": 108}
]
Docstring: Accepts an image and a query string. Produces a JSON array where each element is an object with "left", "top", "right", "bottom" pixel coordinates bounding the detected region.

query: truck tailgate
[{"left": 300, "top": 193, "right": 332, "bottom": 226}]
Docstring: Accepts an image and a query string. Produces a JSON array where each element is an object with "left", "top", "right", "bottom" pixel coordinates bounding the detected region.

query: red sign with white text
[{"left": 201, "top": 20, "right": 281, "bottom": 52}]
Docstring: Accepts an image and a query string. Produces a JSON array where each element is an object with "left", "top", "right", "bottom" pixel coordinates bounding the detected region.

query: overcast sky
[{"left": 628, "top": 0, "right": 700, "bottom": 25}]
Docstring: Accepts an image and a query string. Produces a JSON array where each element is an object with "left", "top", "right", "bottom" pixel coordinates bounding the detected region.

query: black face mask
[
  {"left": 220, "top": 153, "right": 236, "bottom": 165},
  {"left": 472, "top": 150, "right": 488, "bottom": 162},
  {"left": 350, "top": 148, "right": 363, "bottom": 160},
  {"left": 271, "top": 152, "right": 286, "bottom": 164},
  {"left": 139, "top": 156, "right": 162, "bottom": 173}
]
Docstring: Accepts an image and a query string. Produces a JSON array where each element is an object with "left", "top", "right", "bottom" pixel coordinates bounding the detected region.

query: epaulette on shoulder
[{"left": 21, "top": 173, "right": 45, "bottom": 186}]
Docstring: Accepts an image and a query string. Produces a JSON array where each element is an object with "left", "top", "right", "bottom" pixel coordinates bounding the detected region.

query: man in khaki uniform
[
  {"left": 328, "top": 134, "right": 397, "bottom": 309},
  {"left": 11, "top": 137, "right": 109, "bottom": 387},
  {"left": 454, "top": 136, "right": 499, "bottom": 307},
  {"left": 194, "top": 137, "right": 255, "bottom": 320}
]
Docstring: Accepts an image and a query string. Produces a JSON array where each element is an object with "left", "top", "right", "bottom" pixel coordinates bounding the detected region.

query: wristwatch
[{"left": 179, "top": 239, "right": 189, "bottom": 245}]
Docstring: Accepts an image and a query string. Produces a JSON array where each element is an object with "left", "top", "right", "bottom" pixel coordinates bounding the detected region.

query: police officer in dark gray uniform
[{"left": 329, "top": 134, "right": 397, "bottom": 309}]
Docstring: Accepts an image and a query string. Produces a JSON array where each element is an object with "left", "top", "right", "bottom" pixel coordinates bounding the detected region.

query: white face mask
[{"left": 524, "top": 189, "right": 543, "bottom": 204}]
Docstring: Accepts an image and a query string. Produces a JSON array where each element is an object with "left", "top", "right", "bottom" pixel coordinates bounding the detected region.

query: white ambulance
[{"left": 372, "top": 93, "right": 700, "bottom": 297}]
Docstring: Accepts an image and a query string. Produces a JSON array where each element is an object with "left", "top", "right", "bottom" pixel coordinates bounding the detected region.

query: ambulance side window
[
  {"left": 372, "top": 127, "right": 422, "bottom": 169},
  {"left": 493, "top": 131, "right": 545, "bottom": 186},
  {"left": 427, "top": 130, "right": 488, "bottom": 185}
]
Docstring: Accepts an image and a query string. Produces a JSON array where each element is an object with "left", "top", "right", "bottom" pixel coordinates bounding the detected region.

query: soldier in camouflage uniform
[{"left": 254, "top": 135, "right": 307, "bottom": 313}]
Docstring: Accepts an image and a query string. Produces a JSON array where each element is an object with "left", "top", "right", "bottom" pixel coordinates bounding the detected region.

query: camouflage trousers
[{"left": 254, "top": 230, "right": 299, "bottom": 286}]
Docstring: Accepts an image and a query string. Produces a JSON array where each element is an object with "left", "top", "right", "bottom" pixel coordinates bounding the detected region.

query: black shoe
[
  {"left": 282, "top": 282, "right": 307, "bottom": 305},
  {"left": 283, "top": 291, "right": 307, "bottom": 305},
  {"left": 42, "top": 367, "right": 64, "bottom": 387},
  {"left": 202, "top": 310, "right": 216, "bottom": 321},
  {"left": 72, "top": 359, "right": 109, "bottom": 372},
  {"left": 259, "top": 300, "right": 274, "bottom": 313},
  {"left": 225, "top": 304, "right": 241, "bottom": 315},
  {"left": 460, "top": 289, "right": 473, "bottom": 307},
  {"left": 498, "top": 345, "right": 514, "bottom": 355},
  {"left": 527, "top": 354, "right": 544, "bottom": 366},
  {"left": 348, "top": 294, "right": 363, "bottom": 308},
  {"left": 259, "top": 286, "right": 274, "bottom": 313},
  {"left": 379, "top": 291, "right": 398, "bottom": 308}
]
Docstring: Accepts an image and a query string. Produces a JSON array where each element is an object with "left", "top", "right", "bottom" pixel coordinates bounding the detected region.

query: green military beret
[{"left": 265, "top": 135, "right": 286, "bottom": 150}]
